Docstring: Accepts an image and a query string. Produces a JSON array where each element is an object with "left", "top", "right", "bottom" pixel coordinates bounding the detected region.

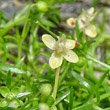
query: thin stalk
[
  {"left": 53, "top": 67, "right": 60, "bottom": 100},
  {"left": 0, "top": 16, "right": 26, "bottom": 37},
  {"left": 58, "top": 103, "right": 64, "bottom": 110},
  {"left": 80, "top": 51, "right": 110, "bottom": 69},
  {"left": 18, "top": 42, "right": 22, "bottom": 61},
  {"left": 93, "top": 93, "right": 110, "bottom": 102},
  {"left": 17, "top": 6, "right": 31, "bottom": 61},
  {"left": 94, "top": 66, "right": 106, "bottom": 72},
  {"left": 86, "top": 54, "right": 110, "bottom": 69},
  {"left": 36, "top": 21, "right": 57, "bottom": 38},
  {"left": 59, "top": 65, "right": 69, "bottom": 86}
]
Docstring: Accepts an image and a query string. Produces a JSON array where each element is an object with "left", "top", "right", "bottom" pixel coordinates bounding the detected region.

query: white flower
[
  {"left": 42, "top": 34, "right": 79, "bottom": 69},
  {"left": 67, "top": 7, "right": 97, "bottom": 38}
]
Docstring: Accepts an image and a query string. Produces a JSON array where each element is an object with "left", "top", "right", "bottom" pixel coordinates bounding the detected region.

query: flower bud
[
  {"left": 75, "top": 42, "right": 80, "bottom": 47},
  {"left": 36, "top": 1, "right": 48, "bottom": 12},
  {"left": 38, "top": 103, "right": 50, "bottom": 110},
  {"left": 40, "top": 84, "right": 52, "bottom": 97}
]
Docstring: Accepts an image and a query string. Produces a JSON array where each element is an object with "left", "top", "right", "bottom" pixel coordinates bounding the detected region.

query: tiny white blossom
[
  {"left": 67, "top": 7, "right": 97, "bottom": 38},
  {"left": 42, "top": 34, "right": 79, "bottom": 69}
]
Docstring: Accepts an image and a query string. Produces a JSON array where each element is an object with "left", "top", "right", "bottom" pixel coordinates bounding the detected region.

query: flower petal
[
  {"left": 67, "top": 18, "right": 76, "bottom": 27},
  {"left": 85, "top": 24, "right": 97, "bottom": 38},
  {"left": 64, "top": 49, "right": 79, "bottom": 63},
  {"left": 42, "top": 34, "right": 56, "bottom": 50},
  {"left": 78, "top": 15, "right": 86, "bottom": 29},
  {"left": 49, "top": 52, "right": 63, "bottom": 69},
  {"left": 87, "top": 7, "right": 94, "bottom": 15},
  {"left": 65, "top": 39, "right": 76, "bottom": 49},
  {"left": 90, "top": 12, "right": 97, "bottom": 21}
]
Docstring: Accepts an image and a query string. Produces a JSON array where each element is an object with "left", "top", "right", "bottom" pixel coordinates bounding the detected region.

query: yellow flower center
[
  {"left": 55, "top": 42, "right": 65, "bottom": 53},
  {"left": 55, "top": 36, "right": 66, "bottom": 53}
]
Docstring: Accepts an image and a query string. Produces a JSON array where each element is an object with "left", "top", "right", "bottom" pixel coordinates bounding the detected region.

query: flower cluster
[
  {"left": 42, "top": 34, "right": 79, "bottom": 69},
  {"left": 67, "top": 7, "right": 97, "bottom": 38},
  {"left": 42, "top": 7, "right": 97, "bottom": 69}
]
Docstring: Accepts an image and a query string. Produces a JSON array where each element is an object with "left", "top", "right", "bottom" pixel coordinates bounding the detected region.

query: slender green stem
[
  {"left": 36, "top": 21, "right": 57, "bottom": 38},
  {"left": 86, "top": 54, "right": 110, "bottom": 69},
  {"left": 53, "top": 67, "right": 60, "bottom": 100},
  {"left": 94, "top": 66, "right": 106, "bottom": 72},
  {"left": 0, "top": 16, "right": 26, "bottom": 37},
  {"left": 93, "top": 105, "right": 103, "bottom": 110},
  {"left": 17, "top": 6, "right": 31, "bottom": 61},
  {"left": 59, "top": 65, "right": 69, "bottom": 86},
  {"left": 80, "top": 51, "right": 110, "bottom": 69},
  {"left": 18, "top": 43, "right": 22, "bottom": 61},
  {"left": 93, "top": 93, "right": 110, "bottom": 102},
  {"left": 21, "top": 8, "right": 31, "bottom": 42}
]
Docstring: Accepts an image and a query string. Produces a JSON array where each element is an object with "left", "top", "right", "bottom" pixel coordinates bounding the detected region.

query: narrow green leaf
[
  {"left": 6, "top": 43, "right": 18, "bottom": 49},
  {"left": 0, "top": 86, "right": 10, "bottom": 97},
  {"left": 68, "top": 87, "right": 74, "bottom": 110},
  {"left": 16, "top": 56, "right": 25, "bottom": 67},
  {"left": 0, "top": 71, "right": 7, "bottom": 80},
  {"left": 11, "top": 87, "right": 19, "bottom": 96},
  {"left": 0, "top": 63, "right": 26, "bottom": 74},
  {"left": 75, "top": 21, "right": 84, "bottom": 44},
  {"left": 0, "top": 99, "right": 9, "bottom": 107},
  {"left": 92, "top": 0, "right": 98, "bottom": 7},
  {"left": 96, "top": 70, "right": 109, "bottom": 89},
  {"left": 84, "top": 40, "right": 95, "bottom": 49},
  {"left": 104, "top": 107, "right": 110, "bottom": 110},
  {"left": 93, "top": 93, "right": 110, "bottom": 103},
  {"left": 75, "top": 20, "right": 80, "bottom": 39},
  {"left": 4, "top": 35, "right": 17, "bottom": 42},
  {"left": 15, "top": 4, "right": 30, "bottom": 19},
  {"left": 54, "top": 91, "right": 70, "bottom": 105},
  {"left": 71, "top": 71, "right": 92, "bottom": 92},
  {"left": 40, "top": 52, "right": 51, "bottom": 57},
  {"left": 70, "top": 71, "right": 99, "bottom": 103},
  {"left": 41, "top": 19, "right": 56, "bottom": 27},
  {"left": 39, "top": 63, "right": 47, "bottom": 75},
  {"left": 84, "top": 54, "right": 110, "bottom": 69},
  {"left": 23, "top": 74, "right": 31, "bottom": 91},
  {"left": 73, "top": 104, "right": 94, "bottom": 110},
  {"left": 16, "top": 28, "right": 21, "bottom": 41},
  {"left": 9, "top": 99, "right": 21, "bottom": 108},
  {"left": 36, "top": 21, "right": 57, "bottom": 38},
  {"left": 47, "top": 14, "right": 59, "bottom": 24},
  {"left": 6, "top": 70, "right": 11, "bottom": 88},
  {"left": 21, "top": 23, "right": 31, "bottom": 42},
  {"left": 79, "top": 32, "right": 84, "bottom": 44},
  {"left": 16, "top": 92, "right": 32, "bottom": 98},
  {"left": 51, "top": 105, "right": 57, "bottom": 110}
]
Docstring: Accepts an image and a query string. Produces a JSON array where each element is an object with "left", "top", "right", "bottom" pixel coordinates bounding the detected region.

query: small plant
[
  {"left": 42, "top": 33, "right": 79, "bottom": 101},
  {"left": 67, "top": 7, "right": 97, "bottom": 38},
  {"left": 0, "top": 0, "right": 110, "bottom": 109}
]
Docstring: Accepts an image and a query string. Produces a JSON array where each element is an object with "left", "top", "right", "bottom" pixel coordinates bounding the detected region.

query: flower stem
[
  {"left": 18, "top": 42, "right": 22, "bottom": 61},
  {"left": 86, "top": 54, "right": 110, "bottom": 69},
  {"left": 17, "top": 5, "right": 31, "bottom": 61},
  {"left": 53, "top": 67, "right": 60, "bottom": 100},
  {"left": 80, "top": 50, "right": 110, "bottom": 69},
  {"left": 59, "top": 65, "right": 69, "bottom": 86},
  {"left": 0, "top": 16, "right": 26, "bottom": 37},
  {"left": 36, "top": 21, "right": 57, "bottom": 38}
]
